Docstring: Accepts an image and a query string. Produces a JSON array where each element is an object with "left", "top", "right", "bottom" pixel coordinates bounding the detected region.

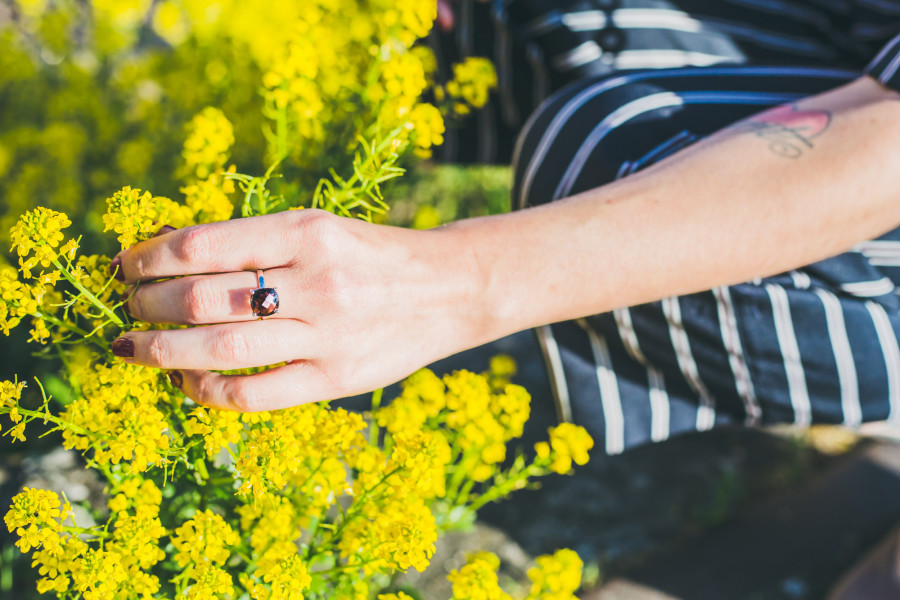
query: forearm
[{"left": 440, "top": 76, "right": 900, "bottom": 346}]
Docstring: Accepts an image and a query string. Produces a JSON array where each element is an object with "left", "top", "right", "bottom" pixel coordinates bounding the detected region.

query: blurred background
[{"left": 2, "top": 1, "right": 900, "bottom": 599}]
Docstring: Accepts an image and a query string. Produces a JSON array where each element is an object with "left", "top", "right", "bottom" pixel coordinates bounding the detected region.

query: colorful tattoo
[{"left": 740, "top": 103, "right": 832, "bottom": 158}]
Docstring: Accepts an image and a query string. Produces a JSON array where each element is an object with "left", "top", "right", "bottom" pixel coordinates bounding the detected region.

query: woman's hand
[{"left": 110, "top": 209, "right": 484, "bottom": 411}]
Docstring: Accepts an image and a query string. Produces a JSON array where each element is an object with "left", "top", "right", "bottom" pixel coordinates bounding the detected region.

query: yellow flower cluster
[
  {"left": 250, "top": 554, "right": 312, "bottom": 600},
  {"left": 0, "top": 378, "right": 26, "bottom": 441},
  {"left": 448, "top": 551, "right": 513, "bottom": 600},
  {"left": 184, "top": 405, "right": 243, "bottom": 457},
  {"left": 535, "top": 423, "right": 595, "bottom": 475},
  {"left": 9, "top": 207, "right": 75, "bottom": 278},
  {"left": 186, "top": 564, "right": 235, "bottom": 600},
  {"left": 102, "top": 186, "right": 173, "bottom": 250},
  {"left": 180, "top": 107, "right": 237, "bottom": 224},
  {"left": 183, "top": 106, "right": 234, "bottom": 180},
  {"left": 340, "top": 495, "right": 438, "bottom": 573},
  {"left": 3, "top": 487, "right": 70, "bottom": 553},
  {"left": 526, "top": 548, "right": 584, "bottom": 600},
  {"left": 0, "top": 266, "right": 39, "bottom": 335},
  {"left": 233, "top": 405, "right": 363, "bottom": 507},
  {"left": 447, "top": 370, "right": 531, "bottom": 480},
  {"left": 444, "top": 57, "right": 499, "bottom": 115},
  {"left": 376, "top": 363, "right": 531, "bottom": 484},
  {"left": 173, "top": 509, "right": 240, "bottom": 567},
  {"left": 15, "top": 479, "right": 167, "bottom": 599},
  {"left": 181, "top": 167, "right": 236, "bottom": 225},
  {"left": 62, "top": 361, "right": 172, "bottom": 472}
]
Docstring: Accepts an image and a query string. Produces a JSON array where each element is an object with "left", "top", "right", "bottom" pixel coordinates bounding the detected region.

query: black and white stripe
[{"left": 434, "top": 1, "right": 900, "bottom": 453}]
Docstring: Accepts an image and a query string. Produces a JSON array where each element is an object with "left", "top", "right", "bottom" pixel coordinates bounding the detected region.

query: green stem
[
  {"left": 312, "top": 559, "right": 379, "bottom": 576},
  {"left": 51, "top": 258, "right": 123, "bottom": 328},
  {"left": 467, "top": 463, "right": 542, "bottom": 514},
  {"left": 32, "top": 309, "right": 92, "bottom": 338},
  {"left": 368, "top": 388, "right": 383, "bottom": 447}
]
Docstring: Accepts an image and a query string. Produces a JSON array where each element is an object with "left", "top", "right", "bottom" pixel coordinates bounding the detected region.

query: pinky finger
[{"left": 172, "top": 361, "right": 335, "bottom": 412}]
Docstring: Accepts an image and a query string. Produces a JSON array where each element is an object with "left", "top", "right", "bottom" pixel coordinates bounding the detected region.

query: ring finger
[
  {"left": 112, "top": 319, "right": 314, "bottom": 370},
  {"left": 126, "top": 268, "right": 296, "bottom": 325}
]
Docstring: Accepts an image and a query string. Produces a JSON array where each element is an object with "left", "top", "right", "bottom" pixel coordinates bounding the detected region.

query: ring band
[{"left": 250, "top": 269, "right": 279, "bottom": 318}]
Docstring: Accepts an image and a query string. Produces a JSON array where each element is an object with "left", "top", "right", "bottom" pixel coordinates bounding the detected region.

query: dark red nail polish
[
  {"left": 110, "top": 257, "right": 124, "bottom": 282},
  {"left": 154, "top": 225, "right": 177, "bottom": 237},
  {"left": 167, "top": 370, "right": 183, "bottom": 390},
  {"left": 111, "top": 337, "right": 134, "bottom": 358}
]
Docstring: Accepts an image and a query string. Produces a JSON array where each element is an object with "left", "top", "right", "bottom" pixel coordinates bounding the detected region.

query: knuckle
[
  {"left": 298, "top": 209, "right": 339, "bottom": 246},
  {"left": 130, "top": 252, "right": 151, "bottom": 280},
  {"left": 192, "top": 374, "right": 215, "bottom": 405},
  {"left": 176, "top": 225, "right": 218, "bottom": 266},
  {"left": 225, "top": 379, "right": 260, "bottom": 412},
  {"left": 182, "top": 278, "right": 215, "bottom": 324},
  {"left": 146, "top": 333, "right": 172, "bottom": 366},
  {"left": 212, "top": 328, "right": 251, "bottom": 364},
  {"left": 318, "top": 268, "right": 354, "bottom": 314},
  {"left": 127, "top": 288, "right": 144, "bottom": 320}
]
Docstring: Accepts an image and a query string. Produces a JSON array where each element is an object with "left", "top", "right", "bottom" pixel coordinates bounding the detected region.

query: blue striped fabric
[
  {"left": 512, "top": 64, "right": 900, "bottom": 452},
  {"left": 432, "top": 0, "right": 900, "bottom": 164},
  {"left": 432, "top": 1, "right": 900, "bottom": 453}
]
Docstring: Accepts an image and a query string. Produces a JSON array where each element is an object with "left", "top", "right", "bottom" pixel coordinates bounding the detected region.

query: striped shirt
[
  {"left": 431, "top": 1, "right": 900, "bottom": 453},
  {"left": 432, "top": 0, "right": 900, "bottom": 164}
]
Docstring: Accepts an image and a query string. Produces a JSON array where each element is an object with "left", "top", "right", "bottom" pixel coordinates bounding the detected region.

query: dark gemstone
[{"left": 250, "top": 287, "right": 279, "bottom": 317}]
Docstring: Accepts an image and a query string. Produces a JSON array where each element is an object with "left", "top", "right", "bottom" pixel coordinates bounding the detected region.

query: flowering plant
[{"left": 0, "top": 1, "right": 594, "bottom": 599}]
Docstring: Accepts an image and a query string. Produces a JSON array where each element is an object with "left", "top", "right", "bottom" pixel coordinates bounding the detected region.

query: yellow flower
[
  {"left": 446, "top": 57, "right": 498, "bottom": 112},
  {"left": 172, "top": 509, "right": 240, "bottom": 567},
  {"left": 447, "top": 551, "right": 513, "bottom": 600},
  {"left": 9, "top": 207, "right": 72, "bottom": 278},
  {"left": 408, "top": 103, "right": 445, "bottom": 157},
  {"left": 543, "top": 423, "right": 595, "bottom": 475},
  {"left": 32, "top": 535, "right": 87, "bottom": 596},
  {"left": 185, "top": 406, "right": 243, "bottom": 457},
  {"left": 526, "top": 548, "right": 584, "bottom": 600},
  {"left": 183, "top": 107, "right": 235, "bottom": 180},
  {"left": 70, "top": 547, "right": 130, "bottom": 598},
  {"left": 4, "top": 488, "right": 70, "bottom": 553},
  {"left": 0, "top": 266, "right": 40, "bottom": 335},
  {"left": 339, "top": 496, "right": 437, "bottom": 574},
  {"left": 255, "top": 554, "right": 311, "bottom": 600},
  {"left": 388, "top": 429, "right": 451, "bottom": 499},
  {"left": 187, "top": 564, "right": 235, "bottom": 600},
  {"left": 102, "top": 186, "right": 173, "bottom": 250}
]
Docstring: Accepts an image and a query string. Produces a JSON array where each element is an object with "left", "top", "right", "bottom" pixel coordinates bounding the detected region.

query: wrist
[{"left": 431, "top": 215, "right": 524, "bottom": 351}]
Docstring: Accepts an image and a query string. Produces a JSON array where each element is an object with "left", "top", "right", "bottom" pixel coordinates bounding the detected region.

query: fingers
[
  {"left": 175, "top": 361, "right": 334, "bottom": 411},
  {"left": 113, "top": 210, "right": 312, "bottom": 283},
  {"left": 114, "top": 320, "right": 314, "bottom": 370},
  {"left": 125, "top": 268, "right": 296, "bottom": 325}
]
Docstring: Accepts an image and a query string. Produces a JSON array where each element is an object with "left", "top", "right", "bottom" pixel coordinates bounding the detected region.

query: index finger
[{"left": 112, "top": 210, "right": 309, "bottom": 283}]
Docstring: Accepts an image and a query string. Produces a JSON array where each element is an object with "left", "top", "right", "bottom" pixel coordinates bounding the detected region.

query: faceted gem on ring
[{"left": 250, "top": 287, "right": 279, "bottom": 317}]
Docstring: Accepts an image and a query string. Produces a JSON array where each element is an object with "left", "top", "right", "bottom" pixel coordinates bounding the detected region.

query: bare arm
[{"left": 446, "top": 76, "right": 900, "bottom": 345}]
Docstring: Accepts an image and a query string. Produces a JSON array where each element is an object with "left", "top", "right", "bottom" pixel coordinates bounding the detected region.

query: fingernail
[
  {"left": 153, "top": 225, "right": 177, "bottom": 237},
  {"left": 167, "top": 370, "right": 183, "bottom": 390},
  {"left": 111, "top": 337, "right": 134, "bottom": 358},
  {"left": 110, "top": 257, "right": 124, "bottom": 282}
]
